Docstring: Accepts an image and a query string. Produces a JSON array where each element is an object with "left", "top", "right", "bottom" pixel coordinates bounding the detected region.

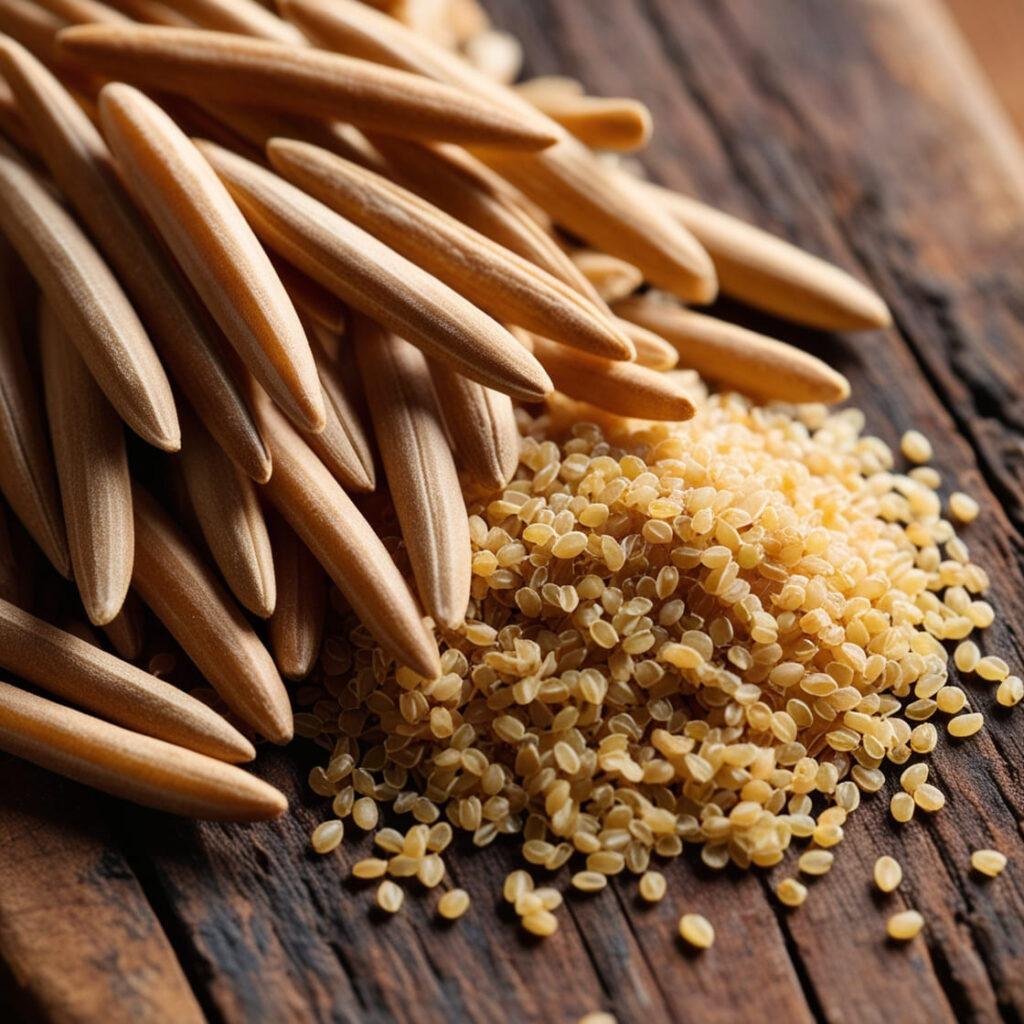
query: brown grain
[
  {"left": 0, "top": 680, "right": 282, "bottom": 819},
  {"left": 97, "top": 83, "right": 326, "bottom": 435},
  {"left": 266, "top": 138, "right": 634, "bottom": 360},
  {"left": 615, "top": 298, "right": 850, "bottom": 404},
  {"left": 196, "top": 139, "right": 552, "bottom": 401},
  {"left": 40, "top": 303, "right": 132, "bottom": 627},
  {"left": 131, "top": 483, "right": 293, "bottom": 744},
  {"left": 0, "top": 596, "right": 254, "bottom": 762},
  {"left": 178, "top": 408, "right": 276, "bottom": 619},
  {"left": 59, "top": 24, "right": 560, "bottom": 150},
  {"left": 0, "top": 135, "right": 180, "bottom": 450},
  {"left": 354, "top": 318, "right": 472, "bottom": 630},
  {"left": 254, "top": 389, "right": 441, "bottom": 679},
  {"left": 523, "top": 93, "right": 652, "bottom": 152},
  {"left": 266, "top": 509, "right": 327, "bottom": 682}
]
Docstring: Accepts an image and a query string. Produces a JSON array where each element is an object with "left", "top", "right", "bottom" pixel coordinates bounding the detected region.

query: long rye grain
[
  {"left": 254, "top": 388, "right": 441, "bottom": 680},
  {"left": 0, "top": 596, "right": 254, "bottom": 762},
  {"left": 267, "top": 508, "right": 327, "bottom": 682},
  {"left": 59, "top": 23, "right": 560, "bottom": 150},
  {"left": 195, "top": 138, "right": 552, "bottom": 402},
  {"left": 355, "top": 319, "right": 472, "bottom": 630},
  {"left": 40, "top": 302, "right": 133, "bottom": 627},
  {"left": 98, "top": 82, "right": 326, "bottom": 435},
  {"left": 266, "top": 137, "right": 634, "bottom": 360},
  {"left": 178, "top": 408, "right": 276, "bottom": 619},
  {"left": 0, "top": 36, "right": 272, "bottom": 481},
  {"left": 614, "top": 297, "right": 851, "bottom": 404},
  {"left": 131, "top": 483, "right": 293, "bottom": 744},
  {"left": 0, "top": 680, "right": 284, "bottom": 819},
  {"left": 280, "top": 0, "right": 716, "bottom": 301},
  {"left": 0, "top": 243, "right": 69, "bottom": 577},
  {"left": 0, "top": 135, "right": 180, "bottom": 451}
]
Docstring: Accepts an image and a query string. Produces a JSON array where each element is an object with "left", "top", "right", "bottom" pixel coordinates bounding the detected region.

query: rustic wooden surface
[{"left": 3, "top": 1, "right": 1024, "bottom": 1021}]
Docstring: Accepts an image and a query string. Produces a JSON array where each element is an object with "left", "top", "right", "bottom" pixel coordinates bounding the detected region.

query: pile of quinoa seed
[{"left": 299, "top": 381, "right": 1018, "bottom": 946}]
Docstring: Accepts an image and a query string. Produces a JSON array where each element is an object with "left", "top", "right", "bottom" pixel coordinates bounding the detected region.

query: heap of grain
[{"left": 301, "top": 381, "right": 1018, "bottom": 927}]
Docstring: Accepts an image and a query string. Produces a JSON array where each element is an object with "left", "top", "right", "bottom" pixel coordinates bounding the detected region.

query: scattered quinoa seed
[
  {"left": 900, "top": 430, "right": 933, "bottom": 464},
  {"left": 886, "top": 910, "right": 925, "bottom": 941},
  {"left": 874, "top": 856, "right": 903, "bottom": 893},
  {"left": 970, "top": 850, "right": 1007, "bottom": 877},
  {"left": 638, "top": 871, "right": 667, "bottom": 903},
  {"left": 678, "top": 913, "right": 715, "bottom": 950},
  {"left": 949, "top": 492, "right": 980, "bottom": 524},
  {"left": 775, "top": 878, "right": 808, "bottom": 908},
  {"left": 376, "top": 880, "right": 404, "bottom": 914},
  {"left": 311, "top": 820, "right": 344, "bottom": 854},
  {"left": 437, "top": 888, "right": 471, "bottom": 919}
]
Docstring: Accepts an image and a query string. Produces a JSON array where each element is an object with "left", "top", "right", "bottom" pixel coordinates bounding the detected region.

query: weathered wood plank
[{"left": 0, "top": 755, "right": 205, "bottom": 1024}]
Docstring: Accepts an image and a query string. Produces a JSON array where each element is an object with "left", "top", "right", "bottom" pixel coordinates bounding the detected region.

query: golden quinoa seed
[
  {"left": 437, "top": 888, "right": 471, "bottom": 920},
  {"left": 300, "top": 398, "right": 1016, "bottom": 934},
  {"left": 949, "top": 492, "right": 980, "bottom": 524},
  {"left": 874, "top": 856, "right": 903, "bottom": 893},
  {"left": 352, "top": 858, "right": 388, "bottom": 880},
  {"left": 638, "top": 871, "right": 667, "bottom": 903},
  {"left": 678, "top": 913, "right": 715, "bottom": 950},
  {"left": 775, "top": 878, "right": 808, "bottom": 908},
  {"left": 900, "top": 430, "right": 933, "bottom": 464},
  {"left": 886, "top": 910, "right": 925, "bottom": 941},
  {"left": 376, "top": 880, "right": 405, "bottom": 914},
  {"left": 522, "top": 909, "right": 559, "bottom": 937},
  {"left": 311, "top": 820, "right": 344, "bottom": 854},
  {"left": 970, "top": 850, "right": 1007, "bottom": 878}
]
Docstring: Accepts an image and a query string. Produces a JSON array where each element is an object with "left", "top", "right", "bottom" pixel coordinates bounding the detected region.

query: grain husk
[
  {"left": 254, "top": 388, "right": 441, "bottom": 679},
  {"left": 0, "top": 75, "right": 36, "bottom": 154},
  {"left": 0, "top": 244, "right": 69, "bottom": 577},
  {"left": 0, "top": 679, "right": 283, "bottom": 819},
  {"left": 40, "top": 303, "right": 132, "bottom": 627},
  {"left": 0, "top": 596, "right": 253, "bottom": 762},
  {"left": 95, "top": 0, "right": 195, "bottom": 27},
  {"left": 196, "top": 138, "right": 552, "bottom": 402},
  {"left": 266, "top": 137, "right": 634, "bottom": 360},
  {"left": 0, "top": 37, "right": 272, "bottom": 481},
  {"left": 571, "top": 250, "right": 643, "bottom": 304},
  {"left": 427, "top": 362, "right": 520, "bottom": 491},
  {"left": 615, "top": 298, "right": 851, "bottom": 404},
  {"left": 267, "top": 508, "right": 327, "bottom": 682},
  {"left": 527, "top": 333, "right": 696, "bottom": 422},
  {"left": 637, "top": 178, "right": 892, "bottom": 331},
  {"left": 178, "top": 408, "right": 276, "bottom": 619},
  {"left": 354, "top": 319, "right": 472, "bottom": 630},
  {"left": 165, "top": 0, "right": 305, "bottom": 44},
  {"left": 98, "top": 83, "right": 325, "bottom": 435},
  {"left": 367, "top": 134, "right": 598, "bottom": 298},
  {"left": 59, "top": 24, "right": 560, "bottom": 150},
  {"left": 282, "top": 0, "right": 716, "bottom": 301},
  {"left": 34, "top": 0, "right": 131, "bottom": 25},
  {"left": 523, "top": 93, "right": 652, "bottom": 152},
  {"left": 131, "top": 483, "right": 293, "bottom": 744},
  {"left": 0, "top": 135, "right": 180, "bottom": 450}
]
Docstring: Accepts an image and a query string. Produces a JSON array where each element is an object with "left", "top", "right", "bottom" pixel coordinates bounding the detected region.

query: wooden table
[{"left": 3, "top": 1, "right": 1024, "bottom": 1021}]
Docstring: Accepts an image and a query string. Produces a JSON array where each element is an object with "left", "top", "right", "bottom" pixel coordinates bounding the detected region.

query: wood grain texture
[{"left": 5, "top": 2, "right": 1024, "bottom": 1022}]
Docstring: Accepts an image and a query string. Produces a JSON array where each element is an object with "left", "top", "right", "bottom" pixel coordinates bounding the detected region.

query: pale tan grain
[
  {"left": 254, "top": 390, "right": 441, "bottom": 679},
  {"left": 60, "top": 24, "right": 559, "bottom": 149},
  {"left": 198, "top": 139, "right": 551, "bottom": 402},
  {"left": 40, "top": 303, "right": 132, "bottom": 627},
  {"left": 131, "top": 483, "right": 293, "bottom": 744},
  {"left": 615, "top": 298, "right": 849, "bottom": 404},
  {"left": 355, "top": 319, "right": 472, "bottom": 629},
  {"left": 524, "top": 93, "right": 652, "bottom": 152},
  {"left": 98, "top": 83, "right": 325, "bottom": 434},
  {"left": 0, "top": 135, "right": 179, "bottom": 450},
  {"left": 0, "top": 679, "right": 282, "bottom": 819}
]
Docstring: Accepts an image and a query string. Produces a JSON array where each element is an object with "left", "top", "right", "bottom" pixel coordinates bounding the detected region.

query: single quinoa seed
[
  {"left": 638, "top": 871, "right": 667, "bottom": 903},
  {"left": 775, "top": 878, "right": 808, "bottom": 908},
  {"left": 900, "top": 430, "right": 933, "bottom": 464},
  {"left": 914, "top": 783, "right": 946, "bottom": 812},
  {"left": 970, "top": 850, "right": 1007, "bottom": 878},
  {"left": 890, "top": 792, "right": 915, "bottom": 823},
  {"left": 352, "top": 858, "right": 388, "bottom": 879},
  {"left": 437, "top": 888, "right": 471, "bottom": 919},
  {"left": 886, "top": 909, "right": 925, "bottom": 941},
  {"left": 522, "top": 909, "right": 559, "bottom": 937},
  {"left": 678, "top": 913, "right": 715, "bottom": 950},
  {"left": 376, "top": 880, "right": 404, "bottom": 914},
  {"left": 949, "top": 492, "right": 980, "bottom": 524},
  {"left": 798, "top": 850, "right": 834, "bottom": 876},
  {"left": 311, "top": 820, "right": 344, "bottom": 854},
  {"left": 874, "top": 856, "right": 902, "bottom": 893},
  {"left": 572, "top": 871, "right": 608, "bottom": 893}
]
